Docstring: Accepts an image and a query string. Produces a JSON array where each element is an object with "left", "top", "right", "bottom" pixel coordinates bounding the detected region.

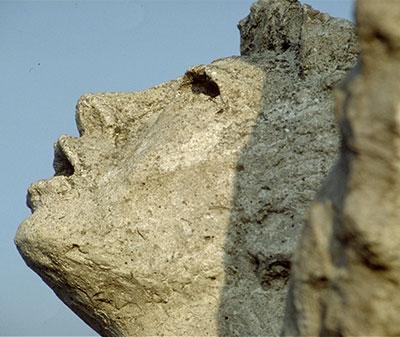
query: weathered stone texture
[
  {"left": 283, "top": 1, "right": 400, "bottom": 336},
  {"left": 15, "top": 1, "right": 358, "bottom": 336}
]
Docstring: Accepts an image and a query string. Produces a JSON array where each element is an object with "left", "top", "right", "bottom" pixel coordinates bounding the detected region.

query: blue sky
[{"left": 1, "top": 1, "right": 353, "bottom": 335}]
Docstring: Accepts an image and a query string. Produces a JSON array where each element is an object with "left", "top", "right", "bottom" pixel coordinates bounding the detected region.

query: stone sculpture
[
  {"left": 15, "top": 0, "right": 357, "bottom": 336},
  {"left": 282, "top": 1, "right": 400, "bottom": 336}
]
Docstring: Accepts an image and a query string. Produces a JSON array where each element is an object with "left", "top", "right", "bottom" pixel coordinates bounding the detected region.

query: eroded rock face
[
  {"left": 282, "top": 1, "right": 400, "bottom": 336},
  {"left": 15, "top": 1, "right": 357, "bottom": 336}
]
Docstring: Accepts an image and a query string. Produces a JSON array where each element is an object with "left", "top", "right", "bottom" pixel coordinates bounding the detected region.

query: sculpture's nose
[{"left": 53, "top": 135, "right": 80, "bottom": 177}]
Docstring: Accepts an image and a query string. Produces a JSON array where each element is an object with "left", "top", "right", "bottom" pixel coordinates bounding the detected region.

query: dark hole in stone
[
  {"left": 53, "top": 143, "right": 74, "bottom": 177},
  {"left": 251, "top": 253, "right": 292, "bottom": 290},
  {"left": 186, "top": 71, "right": 220, "bottom": 98},
  {"left": 236, "top": 163, "right": 245, "bottom": 172},
  {"left": 268, "top": 260, "right": 291, "bottom": 279}
]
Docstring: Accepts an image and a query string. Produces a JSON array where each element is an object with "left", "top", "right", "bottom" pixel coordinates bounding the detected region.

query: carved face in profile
[
  {"left": 15, "top": 48, "right": 340, "bottom": 335},
  {"left": 16, "top": 58, "right": 272, "bottom": 336}
]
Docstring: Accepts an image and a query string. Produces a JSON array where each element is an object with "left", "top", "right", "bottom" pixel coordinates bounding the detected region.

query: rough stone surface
[
  {"left": 282, "top": 1, "right": 400, "bottom": 336},
  {"left": 15, "top": 1, "right": 357, "bottom": 336}
]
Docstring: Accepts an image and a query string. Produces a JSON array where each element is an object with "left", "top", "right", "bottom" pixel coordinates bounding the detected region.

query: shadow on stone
[{"left": 217, "top": 0, "right": 358, "bottom": 335}]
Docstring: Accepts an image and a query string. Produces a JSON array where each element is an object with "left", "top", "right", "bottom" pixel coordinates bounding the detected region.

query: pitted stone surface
[{"left": 283, "top": 1, "right": 400, "bottom": 336}]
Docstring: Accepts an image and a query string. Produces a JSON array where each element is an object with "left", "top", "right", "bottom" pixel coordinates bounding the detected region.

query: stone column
[{"left": 282, "top": 1, "right": 400, "bottom": 336}]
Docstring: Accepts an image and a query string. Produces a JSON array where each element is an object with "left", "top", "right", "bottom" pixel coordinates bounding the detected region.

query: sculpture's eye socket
[
  {"left": 53, "top": 143, "right": 74, "bottom": 177},
  {"left": 186, "top": 71, "right": 221, "bottom": 98}
]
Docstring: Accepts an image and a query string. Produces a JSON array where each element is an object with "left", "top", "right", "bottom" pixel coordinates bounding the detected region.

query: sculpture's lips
[
  {"left": 25, "top": 135, "right": 81, "bottom": 212},
  {"left": 26, "top": 175, "right": 74, "bottom": 212}
]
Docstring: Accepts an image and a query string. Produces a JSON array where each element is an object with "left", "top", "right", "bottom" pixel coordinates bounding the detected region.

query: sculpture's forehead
[{"left": 75, "top": 57, "right": 265, "bottom": 139}]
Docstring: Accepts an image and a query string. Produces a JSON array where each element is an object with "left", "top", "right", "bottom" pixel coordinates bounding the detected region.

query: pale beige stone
[
  {"left": 282, "top": 1, "right": 400, "bottom": 336},
  {"left": 15, "top": 1, "right": 357, "bottom": 336}
]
